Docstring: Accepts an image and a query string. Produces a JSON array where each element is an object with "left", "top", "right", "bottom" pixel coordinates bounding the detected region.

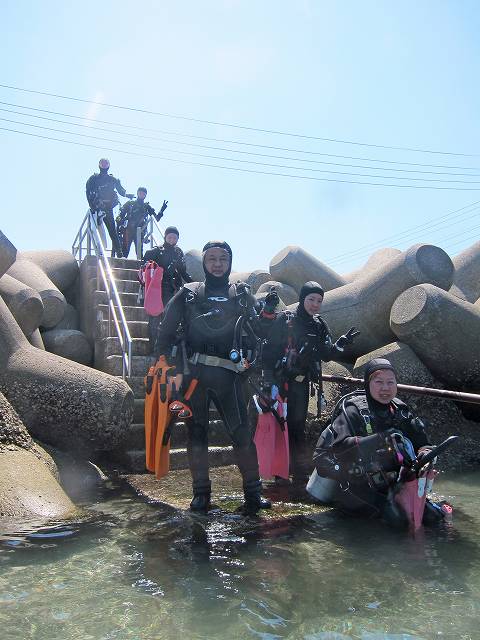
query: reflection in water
[{"left": 0, "top": 474, "right": 479, "bottom": 639}]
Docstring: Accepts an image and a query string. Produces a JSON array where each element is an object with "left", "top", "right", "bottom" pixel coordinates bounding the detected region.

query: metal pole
[{"left": 322, "top": 374, "right": 480, "bottom": 405}]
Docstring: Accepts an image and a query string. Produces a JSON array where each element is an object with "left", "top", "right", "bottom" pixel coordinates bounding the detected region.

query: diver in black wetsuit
[
  {"left": 262, "top": 281, "right": 359, "bottom": 486},
  {"left": 85, "top": 158, "right": 134, "bottom": 257},
  {"left": 155, "top": 240, "right": 272, "bottom": 514},
  {"left": 313, "top": 358, "right": 437, "bottom": 526},
  {"left": 117, "top": 187, "right": 168, "bottom": 259},
  {"left": 142, "top": 226, "right": 192, "bottom": 352}
]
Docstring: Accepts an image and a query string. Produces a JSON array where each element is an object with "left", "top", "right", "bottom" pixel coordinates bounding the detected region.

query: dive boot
[
  {"left": 189, "top": 493, "right": 211, "bottom": 513},
  {"left": 242, "top": 482, "right": 272, "bottom": 515}
]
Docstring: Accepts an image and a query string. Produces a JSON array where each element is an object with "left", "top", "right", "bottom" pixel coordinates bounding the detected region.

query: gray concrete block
[
  {"left": 320, "top": 244, "right": 454, "bottom": 361},
  {"left": 343, "top": 248, "right": 402, "bottom": 282},
  {"left": 449, "top": 240, "right": 480, "bottom": 303},
  {"left": 28, "top": 328, "right": 45, "bottom": 350},
  {"left": 41, "top": 329, "right": 93, "bottom": 365},
  {"left": 184, "top": 249, "right": 205, "bottom": 282},
  {"left": 0, "top": 230, "right": 17, "bottom": 278},
  {"left": 0, "top": 295, "right": 134, "bottom": 456},
  {"left": 270, "top": 245, "right": 346, "bottom": 293},
  {"left": 54, "top": 302, "right": 80, "bottom": 330},
  {"left": 390, "top": 283, "right": 480, "bottom": 388},
  {"left": 256, "top": 280, "right": 299, "bottom": 306},
  {"left": 7, "top": 257, "right": 66, "bottom": 329},
  {"left": 21, "top": 250, "right": 79, "bottom": 293},
  {"left": 230, "top": 270, "right": 272, "bottom": 294},
  {"left": 0, "top": 273, "right": 44, "bottom": 335}
]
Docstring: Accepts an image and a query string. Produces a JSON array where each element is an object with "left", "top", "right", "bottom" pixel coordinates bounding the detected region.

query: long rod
[{"left": 322, "top": 374, "right": 480, "bottom": 405}]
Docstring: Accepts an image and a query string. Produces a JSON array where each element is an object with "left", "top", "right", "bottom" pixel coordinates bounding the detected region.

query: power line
[
  {"left": 2, "top": 99, "right": 480, "bottom": 172},
  {"left": 3, "top": 116, "right": 480, "bottom": 186},
  {"left": 0, "top": 82, "right": 478, "bottom": 158},
  {"left": 3, "top": 125, "right": 480, "bottom": 190},
  {"left": 2, "top": 106, "right": 480, "bottom": 178},
  {"left": 325, "top": 200, "right": 480, "bottom": 265}
]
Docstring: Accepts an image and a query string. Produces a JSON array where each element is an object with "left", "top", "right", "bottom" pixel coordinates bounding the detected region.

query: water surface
[{"left": 0, "top": 474, "right": 478, "bottom": 640}]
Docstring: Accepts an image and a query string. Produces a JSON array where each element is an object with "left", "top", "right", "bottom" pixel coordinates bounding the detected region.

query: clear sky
[{"left": 1, "top": 0, "right": 480, "bottom": 275}]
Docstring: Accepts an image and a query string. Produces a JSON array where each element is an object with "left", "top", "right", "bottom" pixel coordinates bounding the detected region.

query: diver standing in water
[
  {"left": 155, "top": 240, "right": 272, "bottom": 514},
  {"left": 312, "top": 358, "right": 442, "bottom": 526},
  {"left": 262, "top": 281, "right": 359, "bottom": 486}
]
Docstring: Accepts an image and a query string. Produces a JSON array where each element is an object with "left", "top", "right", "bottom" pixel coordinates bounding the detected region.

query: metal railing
[{"left": 72, "top": 209, "right": 133, "bottom": 379}]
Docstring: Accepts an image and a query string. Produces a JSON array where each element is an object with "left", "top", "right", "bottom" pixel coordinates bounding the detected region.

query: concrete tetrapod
[
  {"left": 343, "top": 248, "right": 402, "bottom": 283},
  {"left": 256, "top": 280, "right": 299, "bottom": 306},
  {"left": 21, "top": 249, "right": 79, "bottom": 294},
  {"left": 184, "top": 249, "right": 205, "bottom": 283},
  {"left": 28, "top": 328, "right": 45, "bottom": 350},
  {"left": 270, "top": 245, "right": 346, "bottom": 294},
  {"left": 7, "top": 257, "right": 66, "bottom": 329},
  {"left": 0, "top": 230, "right": 17, "bottom": 277},
  {"left": 41, "top": 328, "right": 93, "bottom": 365},
  {"left": 229, "top": 270, "right": 271, "bottom": 294},
  {"left": 0, "top": 273, "right": 44, "bottom": 336},
  {"left": 449, "top": 240, "right": 480, "bottom": 303},
  {"left": 0, "top": 295, "right": 134, "bottom": 456},
  {"left": 0, "top": 390, "right": 77, "bottom": 520},
  {"left": 319, "top": 244, "right": 454, "bottom": 361},
  {"left": 390, "top": 283, "right": 480, "bottom": 389}
]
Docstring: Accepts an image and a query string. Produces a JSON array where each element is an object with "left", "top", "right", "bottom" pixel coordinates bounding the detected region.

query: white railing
[{"left": 72, "top": 209, "right": 133, "bottom": 379}]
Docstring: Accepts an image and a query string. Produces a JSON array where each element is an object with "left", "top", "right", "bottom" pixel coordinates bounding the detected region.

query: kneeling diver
[{"left": 312, "top": 358, "right": 445, "bottom": 527}]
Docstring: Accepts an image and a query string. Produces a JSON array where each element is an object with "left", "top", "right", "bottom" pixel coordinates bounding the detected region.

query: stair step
[
  {"left": 134, "top": 398, "right": 145, "bottom": 422},
  {"left": 121, "top": 446, "right": 235, "bottom": 473},
  {"left": 125, "top": 419, "right": 232, "bottom": 450},
  {"left": 83, "top": 255, "right": 141, "bottom": 270},
  {"left": 99, "top": 354, "right": 155, "bottom": 376},
  {"left": 96, "top": 336, "right": 151, "bottom": 359},
  {"left": 94, "top": 289, "right": 142, "bottom": 308},
  {"left": 98, "top": 319, "right": 149, "bottom": 339},
  {"left": 97, "top": 303, "right": 147, "bottom": 323},
  {"left": 126, "top": 376, "right": 147, "bottom": 396}
]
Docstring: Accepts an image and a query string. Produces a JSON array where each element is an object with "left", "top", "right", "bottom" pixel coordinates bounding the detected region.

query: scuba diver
[
  {"left": 117, "top": 187, "right": 168, "bottom": 259},
  {"left": 154, "top": 240, "right": 272, "bottom": 514},
  {"left": 311, "top": 358, "right": 445, "bottom": 528},
  {"left": 261, "top": 281, "right": 359, "bottom": 486},
  {"left": 142, "top": 226, "right": 193, "bottom": 353},
  {"left": 85, "top": 158, "right": 134, "bottom": 257}
]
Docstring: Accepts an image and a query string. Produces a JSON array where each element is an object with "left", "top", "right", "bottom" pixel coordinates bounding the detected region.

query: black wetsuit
[
  {"left": 262, "top": 307, "right": 343, "bottom": 480},
  {"left": 86, "top": 169, "right": 128, "bottom": 257},
  {"left": 155, "top": 277, "right": 262, "bottom": 498},
  {"left": 143, "top": 244, "right": 192, "bottom": 351},
  {"left": 313, "top": 392, "right": 430, "bottom": 517},
  {"left": 118, "top": 199, "right": 160, "bottom": 259}
]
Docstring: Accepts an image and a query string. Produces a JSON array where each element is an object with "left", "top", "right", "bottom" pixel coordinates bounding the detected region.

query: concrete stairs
[{"left": 80, "top": 255, "right": 234, "bottom": 473}]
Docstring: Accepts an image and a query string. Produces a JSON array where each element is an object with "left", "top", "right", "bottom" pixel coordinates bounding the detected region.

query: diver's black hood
[
  {"left": 363, "top": 357, "right": 397, "bottom": 413},
  {"left": 202, "top": 240, "right": 233, "bottom": 289},
  {"left": 297, "top": 281, "right": 325, "bottom": 321}
]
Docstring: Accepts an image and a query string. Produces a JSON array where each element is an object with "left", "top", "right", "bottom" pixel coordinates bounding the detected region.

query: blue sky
[{"left": 1, "top": 0, "right": 480, "bottom": 274}]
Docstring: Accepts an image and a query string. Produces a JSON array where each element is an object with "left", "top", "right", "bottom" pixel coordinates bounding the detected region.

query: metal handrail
[{"left": 72, "top": 209, "right": 133, "bottom": 379}]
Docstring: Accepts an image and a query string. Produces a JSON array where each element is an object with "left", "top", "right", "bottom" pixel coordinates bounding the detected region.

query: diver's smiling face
[
  {"left": 204, "top": 248, "right": 230, "bottom": 277},
  {"left": 369, "top": 370, "right": 398, "bottom": 404},
  {"left": 303, "top": 293, "right": 323, "bottom": 316}
]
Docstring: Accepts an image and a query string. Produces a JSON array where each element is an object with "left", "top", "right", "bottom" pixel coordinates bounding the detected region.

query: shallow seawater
[{"left": 0, "top": 473, "right": 479, "bottom": 640}]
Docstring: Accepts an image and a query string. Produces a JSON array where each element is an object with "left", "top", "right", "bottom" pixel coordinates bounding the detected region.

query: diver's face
[
  {"left": 204, "top": 248, "right": 230, "bottom": 277},
  {"left": 137, "top": 190, "right": 147, "bottom": 201},
  {"left": 303, "top": 293, "right": 323, "bottom": 316},
  {"left": 165, "top": 233, "right": 178, "bottom": 246},
  {"left": 369, "top": 370, "right": 397, "bottom": 404}
]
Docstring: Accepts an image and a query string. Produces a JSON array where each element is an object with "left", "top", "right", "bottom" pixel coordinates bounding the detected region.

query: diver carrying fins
[{"left": 144, "top": 349, "right": 198, "bottom": 480}]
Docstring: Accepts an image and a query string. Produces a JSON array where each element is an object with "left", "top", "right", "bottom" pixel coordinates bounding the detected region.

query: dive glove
[
  {"left": 334, "top": 326, "right": 360, "bottom": 351},
  {"left": 263, "top": 288, "right": 280, "bottom": 314}
]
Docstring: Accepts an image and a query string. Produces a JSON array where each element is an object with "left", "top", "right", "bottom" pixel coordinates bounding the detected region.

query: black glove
[
  {"left": 160, "top": 200, "right": 168, "bottom": 215},
  {"left": 335, "top": 326, "right": 360, "bottom": 351},
  {"left": 126, "top": 193, "right": 135, "bottom": 199},
  {"left": 263, "top": 288, "right": 280, "bottom": 314}
]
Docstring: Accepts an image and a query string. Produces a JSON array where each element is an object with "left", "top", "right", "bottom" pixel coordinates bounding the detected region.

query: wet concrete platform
[{"left": 123, "top": 465, "right": 331, "bottom": 519}]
